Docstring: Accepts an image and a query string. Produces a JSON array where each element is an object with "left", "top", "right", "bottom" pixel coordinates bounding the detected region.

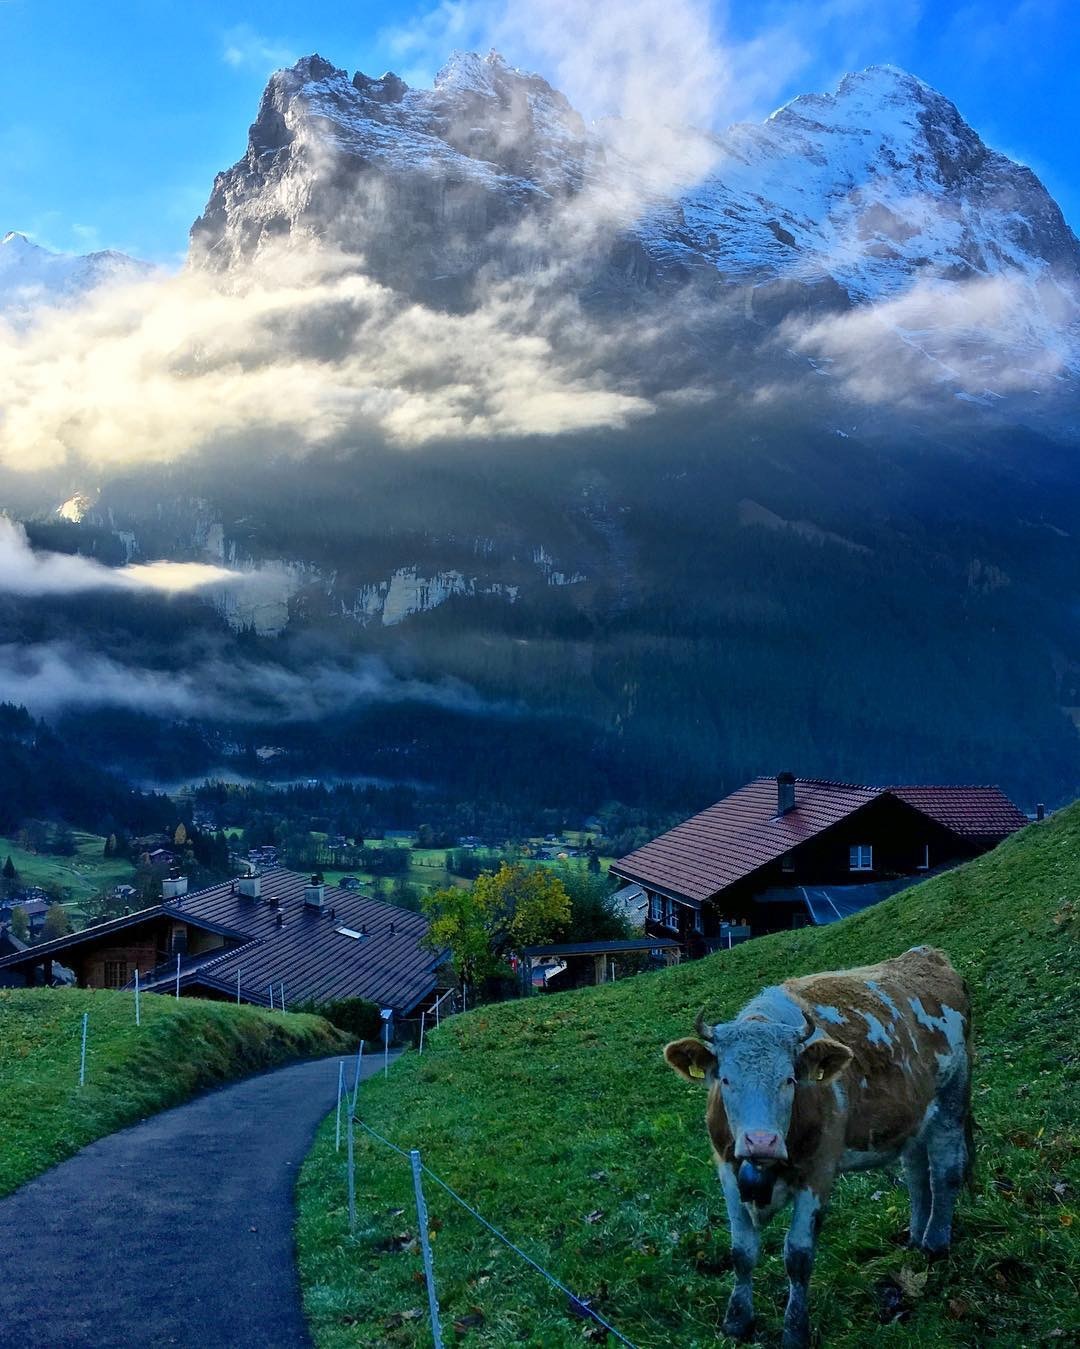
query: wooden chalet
[
  {"left": 0, "top": 869, "right": 446, "bottom": 1016},
  {"left": 610, "top": 773, "right": 1028, "bottom": 954}
]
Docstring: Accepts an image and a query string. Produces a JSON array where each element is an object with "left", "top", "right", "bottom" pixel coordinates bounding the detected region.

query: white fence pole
[
  {"left": 268, "top": 984, "right": 274, "bottom": 1011},
  {"left": 335, "top": 1060, "right": 344, "bottom": 1152},
  {"left": 236, "top": 969, "right": 241, "bottom": 1005},
  {"left": 79, "top": 1011, "right": 88, "bottom": 1087},
  {"left": 134, "top": 969, "right": 141, "bottom": 1027},
  {"left": 279, "top": 982, "right": 285, "bottom": 1011},
  {"left": 409, "top": 1150, "right": 444, "bottom": 1349},
  {"left": 175, "top": 953, "right": 181, "bottom": 999},
  {"left": 419, "top": 1009, "right": 427, "bottom": 1055},
  {"left": 351, "top": 1040, "right": 364, "bottom": 1113}
]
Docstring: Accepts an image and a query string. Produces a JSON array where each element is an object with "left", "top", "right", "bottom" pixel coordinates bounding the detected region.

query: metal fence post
[
  {"left": 79, "top": 1011, "right": 88, "bottom": 1087},
  {"left": 335, "top": 1060, "right": 344, "bottom": 1152},
  {"left": 134, "top": 968, "right": 140, "bottom": 1027},
  {"left": 419, "top": 1009, "right": 427, "bottom": 1055},
  {"left": 409, "top": 1150, "right": 443, "bottom": 1349},
  {"left": 236, "top": 969, "right": 241, "bottom": 1005},
  {"left": 175, "top": 953, "right": 181, "bottom": 999},
  {"left": 351, "top": 1040, "right": 364, "bottom": 1113},
  {"left": 346, "top": 1107, "right": 356, "bottom": 1235}
]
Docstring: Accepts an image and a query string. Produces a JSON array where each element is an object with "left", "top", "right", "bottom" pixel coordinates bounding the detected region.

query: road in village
[{"left": 0, "top": 1053, "right": 389, "bottom": 1347}]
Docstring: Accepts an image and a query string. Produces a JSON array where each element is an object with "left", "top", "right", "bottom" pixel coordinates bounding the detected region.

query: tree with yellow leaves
[{"left": 422, "top": 863, "right": 570, "bottom": 989}]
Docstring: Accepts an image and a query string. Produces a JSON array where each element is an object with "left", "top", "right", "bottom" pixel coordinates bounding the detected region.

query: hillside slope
[
  {"left": 298, "top": 806, "right": 1080, "bottom": 1347},
  {"left": 0, "top": 989, "right": 348, "bottom": 1196}
]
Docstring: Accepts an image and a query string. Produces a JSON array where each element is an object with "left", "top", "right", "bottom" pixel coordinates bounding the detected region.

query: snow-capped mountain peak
[{"left": 0, "top": 231, "right": 150, "bottom": 315}]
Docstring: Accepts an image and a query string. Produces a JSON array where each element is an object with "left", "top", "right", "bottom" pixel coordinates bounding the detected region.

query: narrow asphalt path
[{"left": 0, "top": 1051, "right": 390, "bottom": 1348}]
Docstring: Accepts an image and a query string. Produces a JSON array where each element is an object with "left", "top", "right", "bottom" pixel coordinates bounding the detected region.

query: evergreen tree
[{"left": 2, "top": 855, "right": 15, "bottom": 880}]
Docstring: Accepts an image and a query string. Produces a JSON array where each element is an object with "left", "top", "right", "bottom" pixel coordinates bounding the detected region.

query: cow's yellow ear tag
[
  {"left": 689, "top": 1064, "right": 706, "bottom": 1079},
  {"left": 815, "top": 1068, "right": 825, "bottom": 1081}
]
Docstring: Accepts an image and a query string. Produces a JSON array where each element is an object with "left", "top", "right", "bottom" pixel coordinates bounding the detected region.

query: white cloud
[
  {"left": 222, "top": 24, "right": 296, "bottom": 73},
  {"left": 0, "top": 516, "right": 241, "bottom": 595},
  {"left": 0, "top": 642, "right": 487, "bottom": 721},
  {"left": 0, "top": 247, "right": 653, "bottom": 473},
  {"left": 779, "top": 272, "right": 1078, "bottom": 404}
]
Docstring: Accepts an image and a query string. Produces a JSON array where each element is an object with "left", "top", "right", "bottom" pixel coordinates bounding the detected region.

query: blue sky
[{"left": 3, "top": 0, "right": 1077, "bottom": 262}]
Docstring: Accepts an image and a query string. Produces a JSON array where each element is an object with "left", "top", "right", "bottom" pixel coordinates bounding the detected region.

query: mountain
[
  {"left": 8, "top": 55, "right": 1080, "bottom": 820},
  {"left": 0, "top": 230, "right": 149, "bottom": 314},
  {"left": 190, "top": 54, "right": 1080, "bottom": 390}
]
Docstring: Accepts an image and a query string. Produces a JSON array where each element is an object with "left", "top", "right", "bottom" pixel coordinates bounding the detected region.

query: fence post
[
  {"left": 335, "top": 1060, "right": 344, "bottom": 1152},
  {"left": 346, "top": 1106, "right": 356, "bottom": 1235},
  {"left": 280, "top": 982, "right": 285, "bottom": 1011},
  {"left": 175, "top": 953, "right": 181, "bottom": 999},
  {"left": 419, "top": 1009, "right": 427, "bottom": 1055},
  {"left": 351, "top": 1040, "right": 364, "bottom": 1113},
  {"left": 409, "top": 1150, "right": 444, "bottom": 1349},
  {"left": 134, "top": 968, "right": 141, "bottom": 1027},
  {"left": 236, "top": 969, "right": 241, "bottom": 1005},
  {"left": 79, "top": 1011, "right": 88, "bottom": 1087}
]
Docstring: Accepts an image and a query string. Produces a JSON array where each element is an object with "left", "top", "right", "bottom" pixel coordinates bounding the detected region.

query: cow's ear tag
[
  {"left": 689, "top": 1063, "right": 706, "bottom": 1079},
  {"left": 815, "top": 1068, "right": 825, "bottom": 1081}
]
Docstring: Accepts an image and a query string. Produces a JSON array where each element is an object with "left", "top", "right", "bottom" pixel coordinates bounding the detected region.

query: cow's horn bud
[{"left": 694, "top": 1007, "right": 714, "bottom": 1040}]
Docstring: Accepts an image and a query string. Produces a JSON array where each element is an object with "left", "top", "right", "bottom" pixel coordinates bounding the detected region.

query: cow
[{"left": 664, "top": 946, "right": 972, "bottom": 1348}]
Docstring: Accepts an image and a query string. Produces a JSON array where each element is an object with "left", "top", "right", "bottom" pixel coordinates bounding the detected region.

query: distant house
[
  {"left": 0, "top": 895, "right": 50, "bottom": 937},
  {"left": 0, "top": 870, "right": 446, "bottom": 1016},
  {"left": 144, "top": 849, "right": 176, "bottom": 868},
  {"left": 611, "top": 773, "right": 1028, "bottom": 954}
]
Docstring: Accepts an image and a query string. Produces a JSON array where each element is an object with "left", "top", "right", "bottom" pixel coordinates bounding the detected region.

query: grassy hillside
[
  {"left": 297, "top": 807, "right": 1080, "bottom": 1347},
  {"left": 0, "top": 988, "right": 348, "bottom": 1196},
  {"left": 0, "top": 831, "right": 135, "bottom": 902}
]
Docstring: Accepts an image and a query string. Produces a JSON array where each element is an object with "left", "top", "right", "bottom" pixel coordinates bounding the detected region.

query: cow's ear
[
  {"left": 798, "top": 1036, "right": 853, "bottom": 1086},
  {"left": 664, "top": 1038, "right": 716, "bottom": 1083}
]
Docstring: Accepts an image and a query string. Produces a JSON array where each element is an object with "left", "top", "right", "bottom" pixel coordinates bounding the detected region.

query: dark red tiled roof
[
  {"left": 887, "top": 786, "right": 1029, "bottom": 839},
  {"left": 611, "top": 777, "right": 1025, "bottom": 905}
]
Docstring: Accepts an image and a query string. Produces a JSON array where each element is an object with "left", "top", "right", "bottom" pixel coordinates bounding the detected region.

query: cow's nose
[{"left": 741, "top": 1130, "right": 786, "bottom": 1159}]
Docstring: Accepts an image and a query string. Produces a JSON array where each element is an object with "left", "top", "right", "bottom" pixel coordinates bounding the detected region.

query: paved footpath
[{"left": 0, "top": 1052, "right": 388, "bottom": 1349}]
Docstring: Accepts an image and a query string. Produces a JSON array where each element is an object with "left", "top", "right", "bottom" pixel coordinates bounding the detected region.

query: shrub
[{"left": 314, "top": 997, "right": 383, "bottom": 1042}]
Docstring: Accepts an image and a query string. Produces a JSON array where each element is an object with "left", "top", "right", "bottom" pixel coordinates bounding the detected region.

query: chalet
[
  {"left": 0, "top": 869, "right": 445, "bottom": 1016},
  {"left": 610, "top": 773, "right": 1028, "bottom": 954}
]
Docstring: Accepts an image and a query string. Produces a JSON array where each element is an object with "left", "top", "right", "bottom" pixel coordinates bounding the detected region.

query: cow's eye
[
  {"left": 786, "top": 1076, "right": 798, "bottom": 1087},
  {"left": 720, "top": 1076, "right": 730, "bottom": 1087}
]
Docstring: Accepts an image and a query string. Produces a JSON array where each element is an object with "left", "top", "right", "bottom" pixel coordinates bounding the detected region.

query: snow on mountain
[
  {"left": 192, "top": 55, "right": 1080, "bottom": 304},
  {"left": 0, "top": 231, "right": 150, "bottom": 314}
]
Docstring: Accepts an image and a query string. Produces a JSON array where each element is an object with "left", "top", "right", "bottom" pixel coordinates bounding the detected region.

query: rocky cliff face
[{"left": 189, "top": 55, "right": 1080, "bottom": 336}]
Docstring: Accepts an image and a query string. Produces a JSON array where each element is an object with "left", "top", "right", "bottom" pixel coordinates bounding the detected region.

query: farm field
[
  {"left": 0, "top": 988, "right": 348, "bottom": 1197},
  {"left": 0, "top": 831, "right": 135, "bottom": 911},
  {"left": 297, "top": 805, "right": 1079, "bottom": 1347}
]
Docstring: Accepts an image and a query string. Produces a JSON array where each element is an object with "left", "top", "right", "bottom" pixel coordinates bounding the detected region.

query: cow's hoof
[
  {"left": 781, "top": 1329, "right": 810, "bottom": 1349},
  {"left": 921, "top": 1241, "right": 951, "bottom": 1261},
  {"left": 721, "top": 1312, "right": 755, "bottom": 1342}
]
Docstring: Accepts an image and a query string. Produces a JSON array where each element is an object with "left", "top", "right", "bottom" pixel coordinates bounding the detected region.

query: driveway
[{"left": 0, "top": 1052, "right": 384, "bottom": 1347}]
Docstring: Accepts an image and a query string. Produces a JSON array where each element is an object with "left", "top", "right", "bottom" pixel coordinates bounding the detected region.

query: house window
[
  {"left": 691, "top": 908, "right": 703, "bottom": 935},
  {"left": 662, "top": 897, "right": 678, "bottom": 930},
  {"left": 849, "top": 844, "right": 873, "bottom": 872},
  {"left": 649, "top": 894, "right": 662, "bottom": 923},
  {"left": 103, "top": 960, "right": 127, "bottom": 989},
  {"left": 917, "top": 844, "right": 930, "bottom": 871},
  {"left": 781, "top": 852, "right": 795, "bottom": 873}
]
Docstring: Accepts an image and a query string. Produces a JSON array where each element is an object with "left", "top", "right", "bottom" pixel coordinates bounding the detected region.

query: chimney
[
  {"left": 237, "top": 874, "right": 262, "bottom": 900},
  {"left": 1036, "top": 803, "right": 1046, "bottom": 822},
  {"left": 304, "top": 875, "right": 326, "bottom": 909},
  {"left": 777, "top": 772, "right": 796, "bottom": 816},
  {"left": 276, "top": 911, "right": 284, "bottom": 928},
  {"left": 162, "top": 869, "right": 188, "bottom": 901}
]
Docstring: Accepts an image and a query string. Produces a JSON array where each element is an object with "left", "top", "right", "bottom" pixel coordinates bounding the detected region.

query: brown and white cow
[{"left": 664, "top": 946, "right": 972, "bottom": 1348}]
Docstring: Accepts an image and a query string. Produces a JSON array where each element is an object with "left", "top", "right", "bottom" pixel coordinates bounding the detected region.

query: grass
[
  {"left": 0, "top": 831, "right": 135, "bottom": 903},
  {"left": 296, "top": 805, "right": 1080, "bottom": 1348},
  {"left": 0, "top": 988, "right": 349, "bottom": 1197}
]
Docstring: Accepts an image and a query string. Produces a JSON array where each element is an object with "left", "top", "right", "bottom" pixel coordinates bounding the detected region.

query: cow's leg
[
  {"left": 782, "top": 1186, "right": 825, "bottom": 1349},
  {"left": 901, "top": 1139, "right": 932, "bottom": 1247},
  {"left": 719, "top": 1162, "right": 760, "bottom": 1341},
  {"left": 922, "top": 1117, "right": 967, "bottom": 1255}
]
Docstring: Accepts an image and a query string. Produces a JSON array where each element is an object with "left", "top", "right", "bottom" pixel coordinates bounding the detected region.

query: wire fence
[{"left": 335, "top": 1057, "right": 638, "bottom": 1349}]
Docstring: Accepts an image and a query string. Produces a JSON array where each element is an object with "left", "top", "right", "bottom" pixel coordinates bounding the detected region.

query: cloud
[
  {"left": 779, "top": 272, "right": 1078, "bottom": 404},
  {"left": 0, "top": 642, "right": 488, "bottom": 721},
  {"left": 0, "top": 247, "right": 654, "bottom": 473},
  {"left": 0, "top": 516, "right": 242, "bottom": 595},
  {"left": 222, "top": 24, "right": 295, "bottom": 73}
]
